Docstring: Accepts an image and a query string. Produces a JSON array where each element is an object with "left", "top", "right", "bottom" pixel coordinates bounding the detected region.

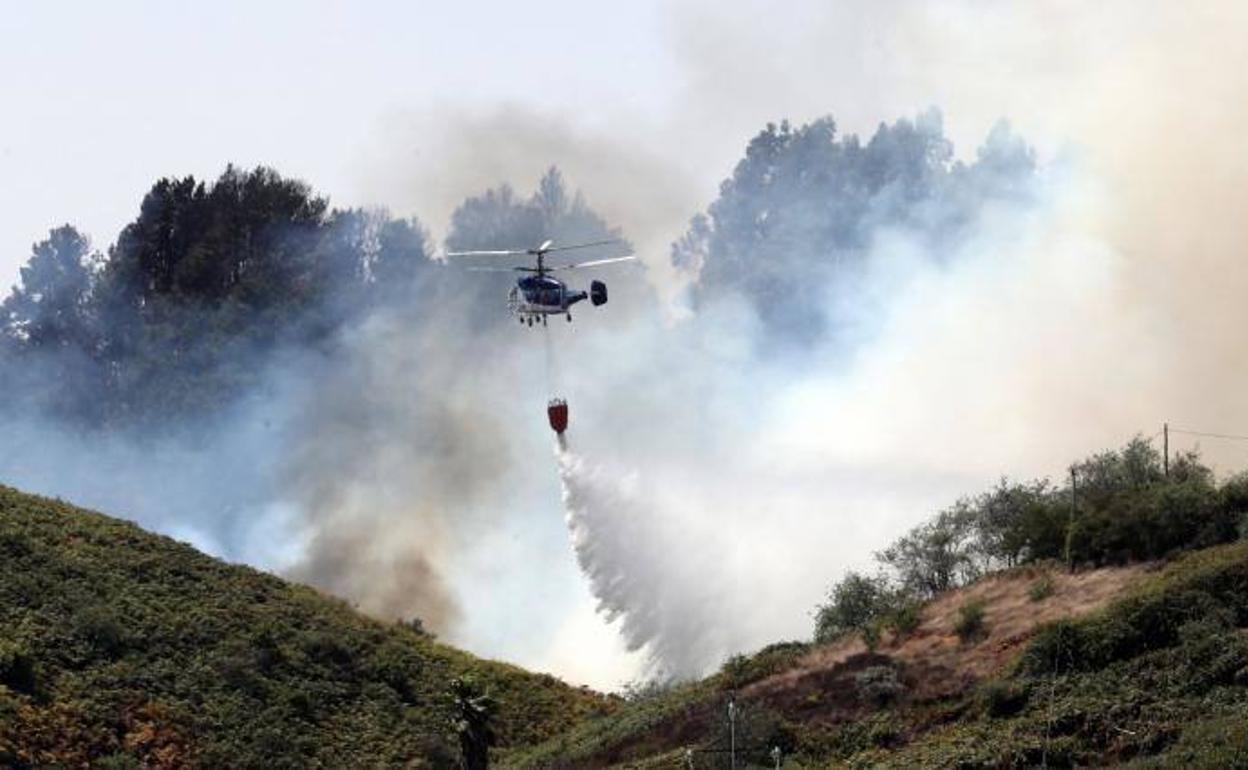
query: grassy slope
[
  {"left": 512, "top": 543, "right": 1248, "bottom": 768},
  {"left": 0, "top": 485, "right": 614, "bottom": 768}
]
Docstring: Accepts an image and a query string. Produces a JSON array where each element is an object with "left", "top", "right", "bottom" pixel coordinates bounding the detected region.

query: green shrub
[
  {"left": 1175, "top": 617, "right": 1247, "bottom": 693},
  {"left": 1024, "top": 542, "right": 1248, "bottom": 674},
  {"left": 1136, "top": 714, "right": 1248, "bottom": 768},
  {"left": 73, "top": 605, "right": 127, "bottom": 658},
  {"left": 825, "top": 713, "right": 902, "bottom": 756},
  {"left": 717, "top": 642, "right": 811, "bottom": 690},
  {"left": 814, "top": 572, "right": 895, "bottom": 643},
  {"left": 861, "top": 623, "right": 881, "bottom": 651},
  {"left": 885, "top": 601, "right": 922, "bottom": 637},
  {"left": 94, "top": 754, "right": 142, "bottom": 770},
  {"left": 977, "top": 679, "right": 1028, "bottom": 718},
  {"left": 620, "top": 678, "right": 676, "bottom": 703},
  {"left": 0, "top": 640, "right": 35, "bottom": 694},
  {"left": 955, "top": 600, "right": 987, "bottom": 642},
  {"left": 853, "top": 665, "right": 905, "bottom": 707},
  {"left": 1028, "top": 574, "right": 1055, "bottom": 602}
]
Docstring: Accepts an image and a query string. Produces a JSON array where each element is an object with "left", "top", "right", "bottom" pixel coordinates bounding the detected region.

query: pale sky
[
  {"left": 0, "top": 1, "right": 681, "bottom": 285},
  {"left": 0, "top": 1, "right": 1030, "bottom": 290}
]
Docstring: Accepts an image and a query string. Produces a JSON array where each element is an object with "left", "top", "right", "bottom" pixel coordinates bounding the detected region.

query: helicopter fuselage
[
  {"left": 508, "top": 274, "right": 607, "bottom": 325},
  {"left": 510, "top": 275, "right": 587, "bottom": 316}
]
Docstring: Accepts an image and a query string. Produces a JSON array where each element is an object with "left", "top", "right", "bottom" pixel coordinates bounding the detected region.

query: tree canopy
[{"left": 672, "top": 111, "right": 1036, "bottom": 344}]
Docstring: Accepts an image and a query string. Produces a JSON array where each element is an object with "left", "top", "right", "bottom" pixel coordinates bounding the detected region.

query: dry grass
[{"left": 745, "top": 561, "right": 1152, "bottom": 704}]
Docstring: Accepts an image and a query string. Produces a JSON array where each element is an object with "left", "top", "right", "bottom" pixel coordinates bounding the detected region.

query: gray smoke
[{"left": 5, "top": 1, "right": 1248, "bottom": 690}]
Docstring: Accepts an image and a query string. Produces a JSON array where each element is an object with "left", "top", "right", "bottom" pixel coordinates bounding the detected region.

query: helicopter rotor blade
[
  {"left": 550, "top": 255, "right": 637, "bottom": 270},
  {"left": 466, "top": 266, "right": 527, "bottom": 272},
  {"left": 540, "top": 238, "right": 622, "bottom": 254},
  {"left": 445, "top": 249, "right": 529, "bottom": 258}
]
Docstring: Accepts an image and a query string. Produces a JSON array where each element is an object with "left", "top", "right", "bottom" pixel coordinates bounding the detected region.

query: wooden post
[
  {"left": 1163, "top": 422, "right": 1169, "bottom": 478},
  {"left": 1065, "top": 466, "right": 1077, "bottom": 571}
]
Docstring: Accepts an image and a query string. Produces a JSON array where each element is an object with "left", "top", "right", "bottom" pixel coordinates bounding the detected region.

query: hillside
[
  {"left": 0, "top": 485, "right": 613, "bottom": 768},
  {"left": 509, "top": 543, "right": 1248, "bottom": 767}
]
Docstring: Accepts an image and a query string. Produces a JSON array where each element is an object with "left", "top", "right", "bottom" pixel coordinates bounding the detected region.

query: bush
[
  {"left": 1028, "top": 574, "right": 1055, "bottom": 602},
  {"left": 814, "top": 572, "right": 896, "bottom": 643},
  {"left": 0, "top": 640, "right": 35, "bottom": 694},
  {"left": 884, "top": 601, "right": 923, "bottom": 637},
  {"left": 74, "top": 605, "right": 127, "bottom": 658},
  {"left": 1024, "top": 542, "right": 1248, "bottom": 674},
  {"left": 861, "top": 623, "right": 881, "bottom": 651},
  {"left": 977, "top": 679, "right": 1028, "bottom": 718},
  {"left": 718, "top": 642, "right": 811, "bottom": 690},
  {"left": 955, "top": 600, "right": 987, "bottom": 642},
  {"left": 620, "top": 677, "right": 676, "bottom": 703},
  {"left": 825, "top": 713, "right": 902, "bottom": 756},
  {"left": 853, "top": 665, "right": 905, "bottom": 708}
]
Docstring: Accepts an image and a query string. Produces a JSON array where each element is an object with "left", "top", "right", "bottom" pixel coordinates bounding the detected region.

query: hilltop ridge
[{"left": 0, "top": 485, "right": 611, "bottom": 767}]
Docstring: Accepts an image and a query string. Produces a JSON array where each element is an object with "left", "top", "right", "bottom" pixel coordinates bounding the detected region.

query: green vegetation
[
  {"left": 955, "top": 599, "right": 987, "bottom": 642},
  {"left": 675, "top": 112, "right": 1035, "bottom": 343},
  {"left": 1028, "top": 573, "right": 1056, "bottom": 602},
  {"left": 507, "top": 438, "right": 1248, "bottom": 766},
  {"left": 512, "top": 540, "right": 1248, "bottom": 767},
  {"left": 815, "top": 437, "right": 1246, "bottom": 649},
  {"left": 5, "top": 434, "right": 1246, "bottom": 767},
  {"left": 0, "top": 165, "right": 623, "bottom": 431},
  {"left": 0, "top": 485, "right": 611, "bottom": 767}
]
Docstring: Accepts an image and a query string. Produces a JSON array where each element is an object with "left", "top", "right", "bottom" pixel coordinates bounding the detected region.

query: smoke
[
  {"left": 543, "top": 162, "right": 1067, "bottom": 676},
  {"left": 358, "top": 104, "right": 702, "bottom": 307},
  {"left": 4, "top": 0, "right": 1248, "bottom": 690}
]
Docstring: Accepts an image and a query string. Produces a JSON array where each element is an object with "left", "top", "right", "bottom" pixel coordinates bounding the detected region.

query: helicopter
[{"left": 446, "top": 238, "right": 636, "bottom": 326}]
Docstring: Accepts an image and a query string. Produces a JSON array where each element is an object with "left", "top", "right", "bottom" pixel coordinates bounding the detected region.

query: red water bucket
[{"left": 547, "top": 399, "right": 568, "bottom": 434}]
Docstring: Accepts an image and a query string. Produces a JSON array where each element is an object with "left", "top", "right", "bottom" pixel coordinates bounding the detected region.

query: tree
[
  {"left": 814, "top": 571, "right": 898, "bottom": 643},
  {"left": 674, "top": 111, "right": 1037, "bottom": 346},
  {"left": 0, "top": 226, "right": 107, "bottom": 422},
  {"left": 2, "top": 225, "right": 97, "bottom": 351},
  {"left": 972, "top": 479, "right": 1057, "bottom": 568},
  {"left": 1071, "top": 437, "right": 1164, "bottom": 508},
  {"left": 83, "top": 166, "right": 351, "bottom": 425},
  {"left": 877, "top": 504, "right": 980, "bottom": 598},
  {"left": 448, "top": 677, "right": 496, "bottom": 770}
]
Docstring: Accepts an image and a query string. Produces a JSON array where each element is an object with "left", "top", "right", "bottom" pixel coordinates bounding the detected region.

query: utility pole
[
  {"left": 1064, "top": 466, "right": 1077, "bottom": 571},
  {"left": 728, "top": 699, "right": 737, "bottom": 770},
  {"left": 1163, "top": 422, "right": 1169, "bottom": 478}
]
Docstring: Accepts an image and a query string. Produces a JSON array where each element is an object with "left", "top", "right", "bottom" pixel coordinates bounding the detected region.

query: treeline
[
  {"left": 0, "top": 165, "right": 617, "bottom": 430},
  {"left": 815, "top": 437, "right": 1248, "bottom": 642},
  {"left": 673, "top": 110, "right": 1035, "bottom": 344},
  {"left": 3, "top": 109, "right": 1039, "bottom": 429}
]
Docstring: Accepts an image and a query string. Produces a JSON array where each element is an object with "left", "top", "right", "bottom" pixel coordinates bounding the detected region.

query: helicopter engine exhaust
[{"left": 590, "top": 280, "right": 607, "bottom": 306}]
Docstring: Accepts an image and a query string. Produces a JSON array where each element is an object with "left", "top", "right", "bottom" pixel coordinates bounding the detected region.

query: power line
[{"left": 1169, "top": 427, "right": 1248, "bottom": 442}]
